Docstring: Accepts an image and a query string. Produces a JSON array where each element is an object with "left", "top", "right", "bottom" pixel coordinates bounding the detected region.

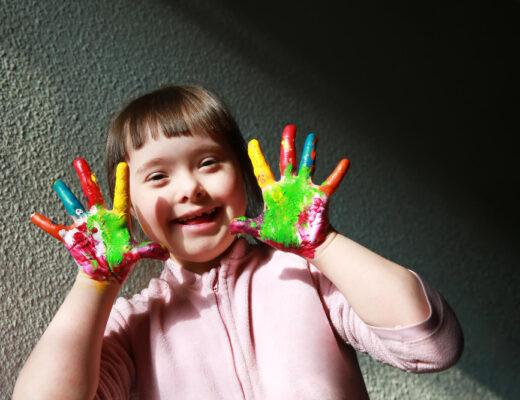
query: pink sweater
[{"left": 97, "top": 239, "right": 463, "bottom": 399}]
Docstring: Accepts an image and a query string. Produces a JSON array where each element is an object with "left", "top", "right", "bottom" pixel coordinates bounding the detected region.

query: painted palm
[
  {"left": 230, "top": 125, "right": 349, "bottom": 258},
  {"left": 31, "top": 159, "right": 168, "bottom": 283}
]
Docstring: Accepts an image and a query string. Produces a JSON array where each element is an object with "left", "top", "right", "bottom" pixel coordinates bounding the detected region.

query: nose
[{"left": 175, "top": 171, "right": 206, "bottom": 203}]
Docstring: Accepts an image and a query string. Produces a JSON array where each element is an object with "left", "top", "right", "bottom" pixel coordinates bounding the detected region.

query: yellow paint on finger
[
  {"left": 113, "top": 162, "right": 129, "bottom": 217},
  {"left": 248, "top": 139, "right": 275, "bottom": 189}
]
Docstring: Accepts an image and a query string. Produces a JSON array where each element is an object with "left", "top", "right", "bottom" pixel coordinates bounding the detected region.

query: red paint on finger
[
  {"left": 73, "top": 158, "right": 105, "bottom": 208},
  {"left": 279, "top": 124, "right": 296, "bottom": 176}
]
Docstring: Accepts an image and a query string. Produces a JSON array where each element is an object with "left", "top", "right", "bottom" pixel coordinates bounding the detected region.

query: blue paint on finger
[
  {"left": 298, "top": 133, "right": 317, "bottom": 178},
  {"left": 53, "top": 180, "right": 86, "bottom": 217}
]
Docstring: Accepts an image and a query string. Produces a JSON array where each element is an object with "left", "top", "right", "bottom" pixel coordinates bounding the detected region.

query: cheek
[
  {"left": 208, "top": 173, "right": 245, "bottom": 212},
  {"left": 132, "top": 203, "right": 153, "bottom": 236},
  {"left": 131, "top": 188, "right": 174, "bottom": 222},
  {"left": 226, "top": 175, "right": 247, "bottom": 215},
  {"left": 130, "top": 190, "right": 158, "bottom": 235},
  {"left": 236, "top": 184, "right": 247, "bottom": 215}
]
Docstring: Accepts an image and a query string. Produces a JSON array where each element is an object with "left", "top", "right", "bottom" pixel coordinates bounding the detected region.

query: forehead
[
  {"left": 125, "top": 122, "right": 227, "bottom": 152},
  {"left": 125, "top": 130, "right": 232, "bottom": 168}
]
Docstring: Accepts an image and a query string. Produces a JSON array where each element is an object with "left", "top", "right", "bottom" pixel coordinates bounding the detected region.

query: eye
[
  {"left": 200, "top": 157, "right": 218, "bottom": 168},
  {"left": 146, "top": 173, "right": 167, "bottom": 182}
]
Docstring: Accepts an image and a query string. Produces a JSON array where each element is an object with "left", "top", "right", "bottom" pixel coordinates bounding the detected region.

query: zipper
[{"left": 213, "top": 272, "right": 247, "bottom": 399}]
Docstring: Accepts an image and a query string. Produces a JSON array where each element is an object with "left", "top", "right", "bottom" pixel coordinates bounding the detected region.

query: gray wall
[{"left": 1, "top": 1, "right": 518, "bottom": 398}]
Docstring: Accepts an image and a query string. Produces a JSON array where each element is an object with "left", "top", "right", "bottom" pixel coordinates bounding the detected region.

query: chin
[{"left": 173, "top": 234, "right": 236, "bottom": 264}]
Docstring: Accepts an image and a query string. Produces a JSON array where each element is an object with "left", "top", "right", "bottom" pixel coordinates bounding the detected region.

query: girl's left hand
[{"left": 230, "top": 125, "right": 349, "bottom": 258}]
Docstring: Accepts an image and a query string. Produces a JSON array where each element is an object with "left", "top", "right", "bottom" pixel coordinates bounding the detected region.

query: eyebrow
[
  {"left": 135, "top": 157, "right": 167, "bottom": 175},
  {"left": 133, "top": 143, "right": 226, "bottom": 175}
]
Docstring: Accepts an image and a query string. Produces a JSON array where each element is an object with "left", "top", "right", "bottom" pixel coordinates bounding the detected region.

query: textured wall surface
[{"left": 1, "top": 0, "right": 518, "bottom": 398}]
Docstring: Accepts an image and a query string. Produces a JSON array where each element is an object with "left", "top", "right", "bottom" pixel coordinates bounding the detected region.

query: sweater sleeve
[
  {"left": 94, "top": 302, "right": 135, "bottom": 399},
  {"left": 309, "top": 265, "right": 464, "bottom": 373}
]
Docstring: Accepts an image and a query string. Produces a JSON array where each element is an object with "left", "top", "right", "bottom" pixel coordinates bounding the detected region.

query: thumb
[
  {"left": 127, "top": 242, "right": 169, "bottom": 262},
  {"left": 229, "top": 217, "right": 260, "bottom": 238}
]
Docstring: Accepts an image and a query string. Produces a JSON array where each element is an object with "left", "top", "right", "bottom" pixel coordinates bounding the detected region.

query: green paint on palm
[
  {"left": 87, "top": 206, "right": 131, "bottom": 269},
  {"left": 85, "top": 252, "right": 98, "bottom": 272},
  {"left": 284, "top": 164, "right": 294, "bottom": 178},
  {"left": 261, "top": 166, "right": 322, "bottom": 246}
]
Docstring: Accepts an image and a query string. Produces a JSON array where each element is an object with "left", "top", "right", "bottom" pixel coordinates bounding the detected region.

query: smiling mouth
[{"left": 175, "top": 208, "right": 219, "bottom": 225}]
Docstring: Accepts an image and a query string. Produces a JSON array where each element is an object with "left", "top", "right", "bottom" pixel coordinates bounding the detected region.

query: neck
[
  {"left": 169, "top": 238, "right": 238, "bottom": 275},
  {"left": 172, "top": 257, "right": 219, "bottom": 275}
]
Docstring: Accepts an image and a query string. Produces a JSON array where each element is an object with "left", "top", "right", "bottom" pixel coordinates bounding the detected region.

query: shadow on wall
[
  {"left": 181, "top": 0, "right": 519, "bottom": 230},
  {"left": 2, "top": 0, "right": 518, "bottom": 398},
  {"left": 174, "top": 1, "right": 520, "bottom": 399}
]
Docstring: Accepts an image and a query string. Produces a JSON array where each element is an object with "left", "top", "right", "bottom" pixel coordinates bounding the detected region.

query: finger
[
  {"left": 229, "top": 217, "right": 261, "bottom": 238},
  {"left": 53, "top": 180, "right": 86, "bottom": 218},
  {"left": 248, "top": 139, "right": 275, "bottom": 189},
  {"left": 320, "top": 158, "right": 350, "bottom": 196},
  {"left": 128, "top": 242, "right": 169, "bottom": 262},
  {"left": 30, "top": 213, "right": 67, "bottom": 241},
  {"left": 112, "top": 162, "right": 130, "bottom": 217},
  {"left": 73, "top": 158, "right": 105, "bottom": 209},
  {"left": 279, "top": 124, "right": 296, "bottom": 177},
  {"left": 298, "top": 133, "right": 318, "bottom": 180}
]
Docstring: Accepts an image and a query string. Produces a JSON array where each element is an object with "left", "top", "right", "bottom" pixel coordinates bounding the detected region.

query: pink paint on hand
[
  {"left": 61, "top": 219, "right": 114, "bottom": 281},
  {"left": 292, "top": 196, "right": 329, "bottom": 258},
  {"left": 230, "top": 126, "right": 348, "bottom": 259},
  {"left": 32, "top": 159, "right": 169, "bottom": 285}
]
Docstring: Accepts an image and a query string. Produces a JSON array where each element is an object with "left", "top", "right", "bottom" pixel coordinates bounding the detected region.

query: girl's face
[{"left": 126, "top": 131, "right": 247, "bottom": 274}]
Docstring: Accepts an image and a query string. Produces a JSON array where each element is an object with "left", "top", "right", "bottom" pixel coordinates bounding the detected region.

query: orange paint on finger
[
  {"left": 30, "top": 213, "right": 67, "bottom": 241},
  {"left": 321, "top": 158, "right": 350, "bottom": 195}
]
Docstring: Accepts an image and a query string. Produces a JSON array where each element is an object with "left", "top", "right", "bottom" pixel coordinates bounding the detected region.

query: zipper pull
[{"left": 212, "top": 265, "right": 221, "bottom": 293}]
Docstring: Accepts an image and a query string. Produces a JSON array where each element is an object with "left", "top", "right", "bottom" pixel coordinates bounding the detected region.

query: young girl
[{"left": 14, "top": 86, "right": 463, "bottom": 399}]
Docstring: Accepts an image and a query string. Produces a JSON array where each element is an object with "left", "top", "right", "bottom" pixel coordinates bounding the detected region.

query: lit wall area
[{"left": 1, "top": 1, "right": 518, "bottom": 398}]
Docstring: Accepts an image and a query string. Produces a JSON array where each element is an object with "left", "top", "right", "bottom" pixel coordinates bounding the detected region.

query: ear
[
  {"left": 128, "top": 207, "right": 152, "bottom": 242},
  {"left": 129, "top": 204, "right": 137, "bottom": 218},
  {"left": 126, "top": 205, "right": 138, "bottom": 238}
]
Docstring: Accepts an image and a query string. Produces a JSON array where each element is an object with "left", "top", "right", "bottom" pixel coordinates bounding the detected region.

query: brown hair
[{"left": 105, "top": 85, "right": 263, "bottom": 218}]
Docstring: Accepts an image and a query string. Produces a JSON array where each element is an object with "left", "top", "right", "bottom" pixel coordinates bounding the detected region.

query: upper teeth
[{"left": 178, "top": 209, "right": 215, "bottom": 222}]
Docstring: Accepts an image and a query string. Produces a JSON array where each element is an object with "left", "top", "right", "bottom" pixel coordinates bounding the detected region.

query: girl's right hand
[{"left": 31, "top": 158, "right": 169, "bottom": 284}]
